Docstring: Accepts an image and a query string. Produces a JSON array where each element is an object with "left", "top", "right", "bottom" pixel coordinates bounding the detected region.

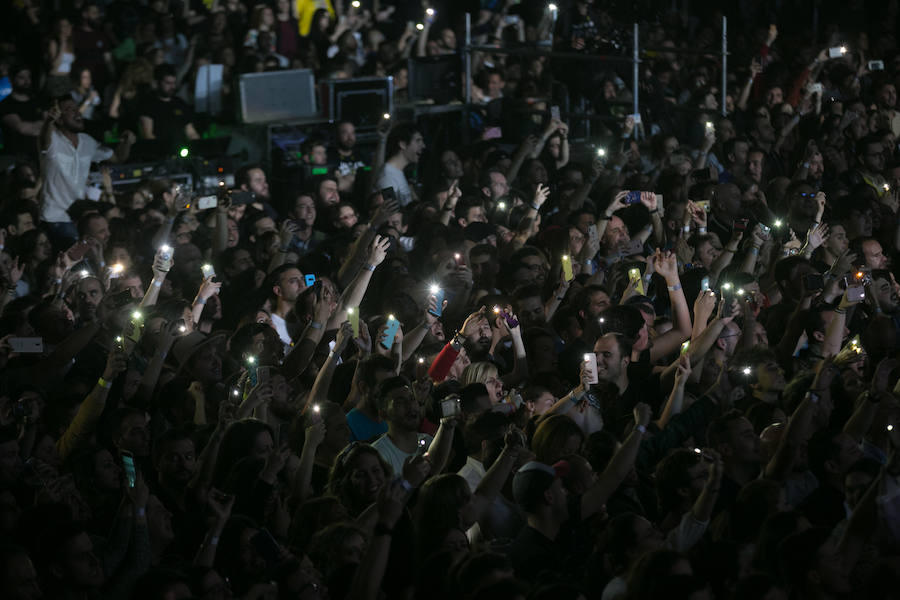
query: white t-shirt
[
  {"left": 372, "top": 432, "right": 433, "bottom": 477},
  {"left": 270, "top": 313, "right": 293, "bottom": 354},
  {"left": 40, "top": 129, "right": 113, "bottom": 223},
  {"left": 374, "top": 163, "right": 413, "bottom": 207}
]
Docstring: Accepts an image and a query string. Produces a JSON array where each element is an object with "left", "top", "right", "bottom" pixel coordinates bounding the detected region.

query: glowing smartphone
[
  {"left": 201, "top": 263, "right": 216, "bottom": 279},
  {"left": 583, "top": 353, "right": 599, "bottom": 384},
  {"left": 121, "top": 451, "right": 136, "bottom": 488},
  {"left": 381, "top": 315, "right": 400, "bottom": 350},
  {"left": 561, "top": 255, "right": 574, "bottom": 282},
  {"left": 305, "top": 274, "right": 316, "bottom": 287},
  {"left": 428, "top": 286, "right": 444, "bottom": 317},
  {"left": 628, "top": 267, "right": 644, "bottom": 295},
  {"left": 347, "top": 307, "right": 360, "bottom": 337}
]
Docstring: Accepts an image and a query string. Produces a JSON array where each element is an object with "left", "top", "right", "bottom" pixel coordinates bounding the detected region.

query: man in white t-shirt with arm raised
[
  {"left": 40, "top": 95, "right": 134, "bottom": 245},
  {"left": 373, "top": 123, "right": 426, "bottom": 207},
  {"left": 372, "top": 376, "right": 455, "bottom": 477}
]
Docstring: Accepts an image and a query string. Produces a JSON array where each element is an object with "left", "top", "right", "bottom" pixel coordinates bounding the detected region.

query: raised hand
[
  {"left": 102, "top": 348, "right": 129, "bottom": 381},
  {"left": 694, "top": 289, "right": 718, "bottom": 325},
  {"left": 633, "top": 402, "right": 652, "bottom": 428},
  {"left": 532, "top": 183, "right": 550, "bottom": 209},
  {"left": 673, "top": 354, "right": 692, "bottom": 387},
  {"left": 805, "top": 223, "right": 829, "bottom": 252},
  {"left": 207, "top": 489, "right": 235, "bottom": 524},
  {"left": 402, "top": 453, "right": 432, "bottom": 488},
  {"left": 366, "top": 235, "right": 391, "bottom": 268}
]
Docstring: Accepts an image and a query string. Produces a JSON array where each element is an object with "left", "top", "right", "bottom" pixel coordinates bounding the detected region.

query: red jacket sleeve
[{"left": 428, "top": 342, "right": 460, "bottom": 383}]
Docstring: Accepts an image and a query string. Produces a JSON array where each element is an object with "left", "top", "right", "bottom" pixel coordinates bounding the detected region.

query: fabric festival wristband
[
  {"left": 196, "top": 297, "right": 206, "bottom": 305},
  {"left": 635, "top": 424, "right": 647, "bottom": 434},
  {"left": 667, "top": 284, "right": 682, "bottom": 292},
  {"left": 98, "top": 377, "right": 113, "bottom": 389},
  {"left": 363, "top": 264, "right": 376, "bottom": 272},
  {"left": 309, "top": 321, "right": 323, "bottom": 330},
  {"left": 683, "top": 226, "right": 690, "bottom": 233},
  {"left": 698, "top": 227, "right": 707, "bottom": 234}
]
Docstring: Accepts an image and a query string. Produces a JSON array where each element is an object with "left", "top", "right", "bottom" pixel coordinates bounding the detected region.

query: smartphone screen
[
  {"left": 428, "top": 288, "right": 444, "bottom": 317},
  {"left": 304, "top": 274, "right": 316, "bottom": 287},
  {"left": 121, "top": 452, "right": 136, "bottom": 488},
  {"left": 583, "top": 353, "right": 599, "bottom": 384}
]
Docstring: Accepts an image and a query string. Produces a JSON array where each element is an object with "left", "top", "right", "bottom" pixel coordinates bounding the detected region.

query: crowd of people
[{"left": 3, "top": 1, "right": 900, "bottom": 600}]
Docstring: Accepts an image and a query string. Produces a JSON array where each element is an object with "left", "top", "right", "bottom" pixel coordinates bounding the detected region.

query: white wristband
[{"left": 635, "top": 424, "right": 647, "bottom": 434}]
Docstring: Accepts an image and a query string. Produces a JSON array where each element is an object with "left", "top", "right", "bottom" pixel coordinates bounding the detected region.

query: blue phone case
[
  {"left": 428, "top": 289, "right": 444, "bottom": 317},
  {"left": 249, "top": 366, "right": 258, "bottom": 387},
  {"left": 305, "top": 274, "right": 316, "bottom": 287},
  {"left": 381, "top": 318, "right": 401, "bottom": 350},
  {"left": 625, "top": 191, "right": 641, "bottom": 204}
]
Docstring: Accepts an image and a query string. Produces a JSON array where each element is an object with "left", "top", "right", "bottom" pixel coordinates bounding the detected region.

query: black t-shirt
[
  {"left": 0, "top": 94, "right": 41, "bottom": 158},
  {"left": 138, "top": 94, "right": 194, "bottom": 155}
]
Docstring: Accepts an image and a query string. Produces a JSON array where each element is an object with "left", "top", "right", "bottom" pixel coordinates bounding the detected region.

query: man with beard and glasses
[
  {"left": 40, "top": 96, "right": 134, "bottom": 243},
  {"left": 138, "top": 64, "right": 200, "bottom": 157},
  {"left": 0, "top": 65, "right": 43, "bottom": 161}
]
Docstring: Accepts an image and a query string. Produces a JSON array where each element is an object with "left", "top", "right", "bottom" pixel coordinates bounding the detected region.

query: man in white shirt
[
  {"left": 373, "top": 123, "right": 425, "bottom": 207},
  {"left": 39, "top": 96, "right": 134, "bottom": 244},
  {"left": 268, "top": 264, "right": 308, "bottom": 352},
  {"left": 372, "top": 376, "right": 455, "bottom": 477}
]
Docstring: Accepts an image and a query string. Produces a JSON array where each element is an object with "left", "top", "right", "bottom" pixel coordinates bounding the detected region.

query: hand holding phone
[
  {"left": 381, "top": 315, "right": 401, "bottom": 350},
  {"left": 583, "top": 353, "right": 599, "bottom": 385}
]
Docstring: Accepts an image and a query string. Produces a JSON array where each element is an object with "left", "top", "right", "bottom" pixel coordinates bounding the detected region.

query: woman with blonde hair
[{"left": 460, "top": 362, "right": 504, "bottom": 405}]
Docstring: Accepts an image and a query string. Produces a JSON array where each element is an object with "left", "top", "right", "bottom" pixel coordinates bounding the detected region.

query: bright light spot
[
  {"left": 840, "top": 46, "right": 847, "bottom": 53},
  {"left": 313, "top": 404, "right": 321, "bottom": 413},
  {"left": 583, "top": 354, "right": 592, "bottom": 362},
  {"left": 722, "top": 282, "right": 733, "bottom": 290},
  {"left": 498, "top": 201, "right": 507, "bottom": 210},
  {"left": 742, "top": 367, "right": 751, "bottom": 375},
  {"left": 425, "top": 8, "right": 434, "bottom": 16},
  {"left": 383, "top": 113, "right": 391, "bottom": 120},
  {"left": 160, "top": 245, "right": 172, "bottom": 253},
  {"left": 548, "top": 3, "right": 558, "bottom": 10},
  {"left": 111, "top": 263, "right": 123, "bottom": 273},
  {"left": 416, "top": 23, "right": 424, "bottom": 30},
  {"left": 418, "top": 357, "right": 425, "bottom": 364},
  {"left": 774, "top": 219, "right": 783, "bottom": 227},
  {"left": 493, "top": 306, "right": 501, "bottom": 313},
  {"left": 889, "top": 424, "right": 894, "bottom": 432},
  {"left": 737, "top": 289, "right": 745, "bottom": 296},
  {"left": 563, "top": 255, "right": 569, "bottom": 261},
  {"left": 132, "top": 311, "right": 142, "bottom": 320},
  {"left": 388, "top": 314, "right": 396, "bottom": 321},
  {"left": 80, "top": 270, "right": 89, "bottom": 278},
  {"left": 179, "top": 147, "right": 189, "bottom": 158},
  {"left": 179, "top": 325, "right": 186, "bottom": 333},
  {"left": 232, "top": 389, "right": 239, "bottom": 397},
  {"left": 347, "top": 307, "right": 354, "bottom": 315},
  {"left": 429, "top": 284, "right": 440, "bottom": 294},
  {"left": 597, "top": 147, "right": 606, "bottom": 157},
  {"left": 352, "top": 0, "right": 361, "bottom": 7},
  {"left": 247, "top": 356, "right": 256, "bottom": 364},
  {"left": 693, "top": 447, "right": 702, "bottom": 454}
]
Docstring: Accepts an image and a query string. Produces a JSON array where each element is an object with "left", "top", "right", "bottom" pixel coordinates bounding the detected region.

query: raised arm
[
  {"left": 581, "top": 403, "right": 651, "bottom": 518},
  {"left": 649, "top": 250, "right": 692, "bottom": 361}
]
